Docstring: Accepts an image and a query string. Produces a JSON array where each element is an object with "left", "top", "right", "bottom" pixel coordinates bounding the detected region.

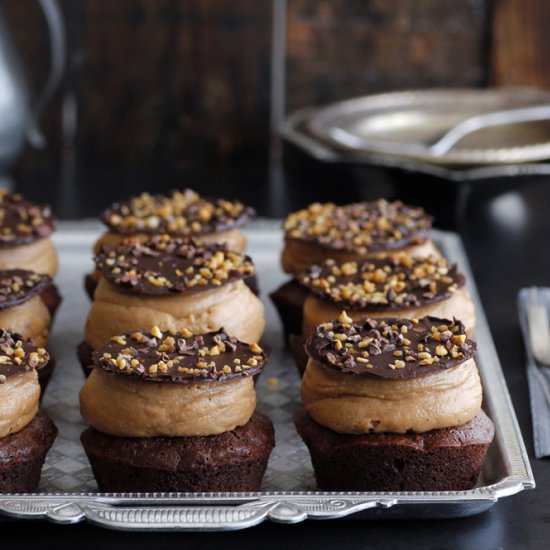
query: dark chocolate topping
[
  {"left": 305, "top": 315, "right": 476, "bottom": 379},
  {"left": 92, "top": 326, "right": 267, "bottom": 382},
  {"left": 0, "top": 270, "right": 51, "bottom": 310},
  {"left": 0, "top": 190, "right": 55, "bottom": 246},
  {"left": 95, "top": 236, "right": 255, "bottom": 295},
  {"left": 284, "top": 199, "right": 432, "bottom": 253},
  {"left": 101, "top": 189, "right": 254, "bottom": 236},
  {"left": 299, "top": 255, "right": 464, "bottom": 310},
  {"left": 0, "top": 329, "right": 50, "bottom": 381}
]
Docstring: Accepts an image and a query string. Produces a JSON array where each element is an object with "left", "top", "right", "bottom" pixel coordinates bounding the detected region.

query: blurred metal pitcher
[{"left": 0, "top": 0, "right": 65, "bottom": 173}]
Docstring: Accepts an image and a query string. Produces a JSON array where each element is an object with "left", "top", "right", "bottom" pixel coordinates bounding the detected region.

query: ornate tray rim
[
  {"left": 0, "top": 223, "right": 534, "bottom": 531},
  {"left": 281, "top": 105, "right": 550, "bottom": 182}
]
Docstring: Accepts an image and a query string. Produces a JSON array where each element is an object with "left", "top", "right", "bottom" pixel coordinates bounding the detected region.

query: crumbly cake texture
[
  {"left": 0, "top": 190, "right": 55, "bottom": 246},
  {"left": 305, "top": 314, "right": 476, "bottom": 379},
  {"left": 0, "top": 411, "right": 58, "bottom": 493},
  {"left": 80, "top": 411, "right": 275, "bottom": 492},
  {"left": 92, "top": 326, "right": 267, "bottom": 382},
  {"left": 283, "top": 199, "right": 432, "bottom": 253},
  {"left": 101, "top": 189, "right": 254, "bottom": 236},
  {"left": 294, "top": 409, "right": 494, "bottom": 492},
  {"left": 0, "top": 269, "right": 51, "bottom": 309},
  {"left": 95, "top": 235, "right": 255, "bottom": 295},
  {"left": 0, "top": 329, "right": 50, "bottom": 381},
  {"left": 299, "top": 255, "right": 464, "bottom": 310}
]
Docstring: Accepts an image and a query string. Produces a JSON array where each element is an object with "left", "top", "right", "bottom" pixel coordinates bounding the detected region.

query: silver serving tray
[
  {"left": 0, "top": 221, "right": 534, "bottom": 531},
  {"left": 305, "top": 88, "right": 550, "bottom": 166}
]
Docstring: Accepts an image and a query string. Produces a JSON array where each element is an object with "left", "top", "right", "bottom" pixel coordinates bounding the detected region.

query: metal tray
[
  {"left": 281, "top": 106, "right": 550, "bottom": 183},
  {"left": 305, "top": 88, "right": 550, "bottom": 166},
  {"left": 0, "top": 220, "right": 534, "bottom": 530}
]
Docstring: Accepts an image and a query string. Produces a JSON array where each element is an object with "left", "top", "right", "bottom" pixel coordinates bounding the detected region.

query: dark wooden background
[{"left": 2, "top": 0, "right": 548, "bottom": 217}]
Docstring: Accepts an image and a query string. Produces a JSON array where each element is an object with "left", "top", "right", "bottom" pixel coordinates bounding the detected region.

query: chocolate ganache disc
[
  {"left": 305, "top": 315, "right": 476, "bottom": 380},
  {"left": 0, "top": 270, "right": 51, "bottom": 309},
  {"left": 0, "top": 329, "right": 50, "bottom": 381},
  {"left": 101, "top": 189, "right": 254, "bottom": 236},
  {"left": 92, "top": 327, "right": 267, "bottom": 383},
  {"left": 95, "top": 236, "right": 255, "bottom": 295},
  {"left": 283, "top": 199, "right": 432, "bottom": 253},
  {"left": 299, "top": 255, "right": 464, "bottom": 310},
  {"left": 0, "top": 191, "right": 55, "bottom": 246}
]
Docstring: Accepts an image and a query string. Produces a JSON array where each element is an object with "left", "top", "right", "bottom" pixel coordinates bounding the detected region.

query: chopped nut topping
[
  {"left": 0, "top": 329, "right": 49, "bottom": 379},
  {"left": 300, "top": 254, "right": 464, "bottom": 310},
  {"left": 0, "top": 190, "right": 54, "bottom": 246},
  {"left": 305, "top": 316, "right": 474, "bottom": 379},
  {"left": 102, "top": 189, "right": 254, "bottom": 236},
  {"left": 92, "top": 327, "right": 267, "bottom": 382},
  {"left": 95, "top": 236, "right": 255, "bottom": 296},
  {"left": 0, "top": 269, "right": 51, "bottom": 309},
  {"left": 284, "top": 199, "right": 431, "bottom": 253}
]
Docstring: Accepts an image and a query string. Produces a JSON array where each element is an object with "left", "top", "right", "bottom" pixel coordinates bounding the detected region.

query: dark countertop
[{"left": 4, "top": 180, "right": 550, "bottom": 549}]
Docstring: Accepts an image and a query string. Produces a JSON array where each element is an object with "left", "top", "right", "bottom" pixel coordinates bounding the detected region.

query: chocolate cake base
[
  {"left": 37, "top": 354, "right": 55, "bottom": 394},
  {"left": 84, "top": 273, "right": 97, "bottom": 301},
  {"left": 77, "top": 340, "right": 94, "bottom": 377},
  {"left": 40, "top": 282, "right": 62, "bottom": 319},
  {"left": 84, "top": 272, "right": 259, "bottom": 301},
  {"left": 289, "top": 333, "right": 309, "bottom": 376},
  {"left": 0, "top": 411, "right": 58, "bottom": 493},
  {"left": 269, "top": 278, "right": 309, "bottom": 343},
  {"left": 294, "top": 409, "right": 494, "bottom": 492},
  {"left": 81, "top": 411, "right": 275, "bottom": 492}
]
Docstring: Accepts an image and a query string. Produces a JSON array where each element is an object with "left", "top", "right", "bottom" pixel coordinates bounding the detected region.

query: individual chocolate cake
[
  {"left": 79, "top": 236, "right": 265, "bottom": 374},
  {"left": 79, "top": 327, "right": 275, "bottom": 492},
  {"left": 0, "top": 190, "right": 61, "bottom": 318},
  {"left": 0, "top": 329, "right": 57, "bottom": 492},
  {"left": 295, "top": 315, "right": 494, "bottom": 491},
  {"left": 289, "top": 254, "right": 475, "bottom": 373},
  {"left": 271, "top": 199, "right": 438, "bottom": 343},
  {"left": 85, "top": 189, "right": 256, "bottom": 299},
  {"left": 0, "top": 270, "right": 56, "bottom": 390}
]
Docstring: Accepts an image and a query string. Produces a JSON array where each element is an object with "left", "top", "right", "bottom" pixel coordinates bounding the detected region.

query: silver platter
[
  {"left": 302, "top": 87, "right": 550, "bottom": 167},
  {"left": 0, "top": 221, "right": 534, "bottom": 531}
]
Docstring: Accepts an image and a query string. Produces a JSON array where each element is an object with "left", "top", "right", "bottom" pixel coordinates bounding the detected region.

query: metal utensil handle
[
  {"left": 25, "top": 0, "right": 66, "bottom": 149},
  {"left": 430, "top": 105, "right": 550, "bottom": 157}
]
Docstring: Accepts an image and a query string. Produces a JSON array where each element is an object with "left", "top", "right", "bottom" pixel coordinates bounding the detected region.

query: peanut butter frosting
[
  {"left": 299, "top": 255, "right": 464, "bottom": 311},
  {"left": 301, "top": 316, "right": 481, "bottom": 434},
  {"left": 0, "top": 269, "right": 51, "bottom": 309},
  {"left": 102, "top": 189, "right": 254, "bottom": 236},
  {"left": 95, "top": 236, "right": 254, "bottom": 295},
  {"left": 301, "top": 357, "right": 482, "bottom": 434},
  {"left": 85, "top": 276, "right": 265, "bottom": 348},
  {"left": 0, "top": 190, "right": 55, "bottom": 246},
  {"left": 0, "top": 330, "right": 48, "bottom": 437},
  {"left": 283, "top": 199, "right": 432, "bottom": 253},
  {"left": 302, "top": 286, "right": 476, "bottom": 337},
  {"left": 80, "top": 327, "right": 266, "bottom": 437}
]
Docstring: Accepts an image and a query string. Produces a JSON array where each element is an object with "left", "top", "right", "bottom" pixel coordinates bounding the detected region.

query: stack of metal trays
[{"left": 280, "top": 87, "right": 550, "bottom": 183}]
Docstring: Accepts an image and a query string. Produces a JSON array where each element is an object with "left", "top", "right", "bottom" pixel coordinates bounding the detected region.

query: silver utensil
[
  {"left": 430, "top": 105, "right": 550, "bottom": 156},
  {"left": 306, "top": 88, "right": 550, "bottom": 166},
  {"left": 527, "top": 287, "right": 550, "bottom": 367}
]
